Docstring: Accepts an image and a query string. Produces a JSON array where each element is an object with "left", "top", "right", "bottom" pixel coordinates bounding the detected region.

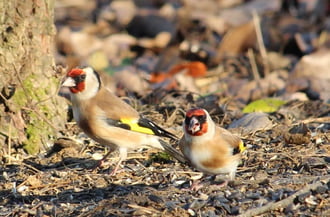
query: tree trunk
[{"left": 0, "top": 0, "right": 66, "bottom": 156}]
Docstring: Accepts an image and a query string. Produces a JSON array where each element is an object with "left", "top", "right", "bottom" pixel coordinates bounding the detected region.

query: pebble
[
  {"left": 270, "top": 188, "right": 294, "bottom": 201},
  {"left": 296, "top": 192, "right": 311, "bottom": 203},
  {"left": 226, "top": 191, "right": 242, "bottom": 201},
  {"left": 314, "top": 185, "right": 328, "bottom": 194},
  {"left": 221, "top": 202, "right": 232, "bottom": 214},
  {"left": 189, "top": 199, "right": 207, "bottom": 209},
  {"left": 230, "top": 206, "right": 240, "bottom": 215},
  {"left": 201, "top": 210, "right": 217, "bottom": 217},
  {"left": 212, "top": 195, "right": 229, "bottom": 204},
  {"left": 305, "top": 195, "right": 318, "bottom": 205},
  {"left": 266, "top": 168, "right": 279, "bottom": 175},
  {"left": 165, "top": 201, "right": 177, "bottom": 210},
  {"left": 245, "top": 192, "right": 261, "bottom": 200},
  {"left": 237, "top": 198, "right": 254, "bottom": 204},
  {"left": 187, "top": 208, "right": 195, "bottom": 216},
  {"left": 91, "top": 153, "right": 104, "bottom": 160},
  {"left": 148, "top": 194, "right": 164, "bottom": 203}
]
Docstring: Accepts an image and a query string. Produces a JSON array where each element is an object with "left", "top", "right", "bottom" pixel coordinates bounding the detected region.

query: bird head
[
  {"left": 184, "top": 108, "right": 210, "bottom": 136},
  {"left": 62, "top": 67, "right": 101, "bottom": 98}
]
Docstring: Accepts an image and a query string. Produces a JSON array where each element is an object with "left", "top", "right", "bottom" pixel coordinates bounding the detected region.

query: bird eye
[
  {"left": 80, "top": 74, "right": 86, "bottom": 80},
  {"left": 197, "top": 115, "right": 206, "bottom": 123},
  {"left": 73, "top": 74, "right": 86, "bottom": 83}
]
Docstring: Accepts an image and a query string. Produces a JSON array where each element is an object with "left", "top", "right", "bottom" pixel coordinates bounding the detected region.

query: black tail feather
[{"left": 159, "top": 139, "right": 186, "bottom": 163}]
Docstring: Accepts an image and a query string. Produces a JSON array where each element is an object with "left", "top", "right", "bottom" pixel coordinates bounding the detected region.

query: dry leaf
[
  {"left": 228, "top": 112, "right": 273, "bottom": 135},
  {"left": 286, "top": 49, "right": 330, "bottom": 102},
  {"left": 113, "top": 67, "right": 149, "bottom": 95},
  {"left": 219, "top": 0, "right": 281, "bottom": 26}
]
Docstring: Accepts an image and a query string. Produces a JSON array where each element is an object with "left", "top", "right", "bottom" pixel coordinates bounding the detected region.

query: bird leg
[
  {"left": 186, "top": 175, "right": 230, "bottom": 191},
  {"left": 91, "top": 150, "right": 113, "bottom": 172},
  {"left": 189, "top": 179, "right": 205, "bottom": 191},
  {"left": 213, "top": 174, "right": 234, "bottom": 188},
  {"left": 182, "top": 175, "right": 208, "bottom": 191},
  {"left": 108, "top": 158, "right": 123, "bottom": 176},
  {"left": 108, "top": 147, "right": 128, "bottom": 176}
]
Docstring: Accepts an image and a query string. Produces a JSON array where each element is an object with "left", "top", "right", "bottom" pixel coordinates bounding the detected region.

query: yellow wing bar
[
  {"left": 239, "top": 140, "right": 246, "bottom": 153},
  {"left": 120, "top": 118, "right": 155, "bottom": 135}
]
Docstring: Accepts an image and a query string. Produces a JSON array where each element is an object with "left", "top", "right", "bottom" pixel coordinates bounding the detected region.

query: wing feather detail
[{"left": 104, "top": 117, "right": 178, "bottom": 140}]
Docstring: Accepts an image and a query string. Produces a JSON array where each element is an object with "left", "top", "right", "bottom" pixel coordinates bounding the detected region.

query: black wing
[
  {"left": 105, "top": 117, "right": 178, "bottom": 141},
  {"left": 137, "top": 117, "right": 178, "bottom": 140}
]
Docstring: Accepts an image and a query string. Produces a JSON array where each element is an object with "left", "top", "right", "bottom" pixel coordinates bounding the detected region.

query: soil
[{"left": 1, "top": 99, "right": 329, "bottom": 217}]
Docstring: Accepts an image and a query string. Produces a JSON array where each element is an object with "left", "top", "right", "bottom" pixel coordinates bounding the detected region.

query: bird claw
[{"left": 91, "top": 151, "right": 113, "bottom": 173}]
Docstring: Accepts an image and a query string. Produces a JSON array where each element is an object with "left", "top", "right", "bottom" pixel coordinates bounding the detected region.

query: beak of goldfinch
[
  {"left": 188, "top": 117, "right": 200, "bottom": 134},
  {"left": 62, "top": 77, "right": 76, "bottom": 87}
]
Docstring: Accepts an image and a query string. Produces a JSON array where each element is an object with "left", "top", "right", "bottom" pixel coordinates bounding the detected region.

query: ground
[{"left": 1, "top": 98, "right": 329, "bottom": 217}]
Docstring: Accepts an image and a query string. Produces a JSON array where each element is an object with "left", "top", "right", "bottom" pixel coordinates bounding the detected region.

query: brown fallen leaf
[
  {"left": 283, "top": 123, "right": 311, "bottom": 145},
  {"left": 214, "top": 21, "right": 257, "bottom": 64},
  {"left": 286, "top": 49, "right": 330, "bottom": 102}
]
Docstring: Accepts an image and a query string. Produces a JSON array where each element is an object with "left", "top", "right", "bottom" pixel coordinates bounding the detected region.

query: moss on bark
[{"left": 0, "top": 0, "right": 67, "bottom": 154}]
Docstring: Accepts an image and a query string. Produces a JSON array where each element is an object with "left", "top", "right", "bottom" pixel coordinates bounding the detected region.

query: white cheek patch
[{"left": 76, "top": 84, "right": 98, "bottom": 100}]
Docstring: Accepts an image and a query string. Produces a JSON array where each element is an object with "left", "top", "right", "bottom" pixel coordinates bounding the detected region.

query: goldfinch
[
  {"left": 61, "top": 67, "right": 185, "bottom": 174},
  {"left": 179, "top": 108, "right": 246, "bottom": 181}
]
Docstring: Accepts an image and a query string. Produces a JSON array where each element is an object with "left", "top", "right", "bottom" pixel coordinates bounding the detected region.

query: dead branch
[{"left": 252, "top": 11, "right": 269, "bottom": 76}]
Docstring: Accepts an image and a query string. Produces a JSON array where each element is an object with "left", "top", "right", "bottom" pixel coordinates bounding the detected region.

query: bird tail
[{"left": 158, "top": 139, "right": 186, "bottom": 163}]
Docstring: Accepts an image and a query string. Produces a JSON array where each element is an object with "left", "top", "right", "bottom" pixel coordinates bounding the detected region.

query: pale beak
[
  {"left": 188, "top": 117, "right": 200, "bottom": 134},
  {"left": 61, "top": 77, "right": 76, "bottom": 87}
]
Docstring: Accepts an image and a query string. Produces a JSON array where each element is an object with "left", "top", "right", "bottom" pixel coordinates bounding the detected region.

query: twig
[
  {"left": 166, "top": 107, "right": 179, "bottom": 126},
  {"left": 22, "top": 106, "right": 58, "bottom": 131},
  {"left": 22, "top": 162, "right": 43, "bottom": 173},
  {"left": 301, "top": 116, "right": 330, "bottom": 124},
  {"left": 252, "top": 11, "right": 269, "bottom": 76},
  {"left": 29, "top": 181, "right": 72, "bottom": 190},
  {"left": 133, "top": 159, "right": 151, "bottom": 173},
  {"left": 175, "top": 171, "right": 204, "bottom": 175},
  {"left": 247, "top": 48, "right": 260, "bottom": 82},
  {"left": 8, "top": 118, "right": 13, "bottom": 164},
  {"left": 248, "top": 150, "right": 298, "bottom": 165},
  {"left": 237, "top": 176, "right": 330, "bottom": 217},
  {"left": 127, "top": 204, "right": 160, "bottom": 214}
]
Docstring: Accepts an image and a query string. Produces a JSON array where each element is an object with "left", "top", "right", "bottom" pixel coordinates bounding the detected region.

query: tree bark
[{"left": 0, "top": 0, "right": 66, "bottom": 155}]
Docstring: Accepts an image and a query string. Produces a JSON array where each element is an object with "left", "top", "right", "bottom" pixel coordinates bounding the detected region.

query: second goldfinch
[
  {"left": 179, "top": 108, "right": 246, "bottom": 180},
  {"left": 61, "top": 67, "right": 185, "bottom": 174}
]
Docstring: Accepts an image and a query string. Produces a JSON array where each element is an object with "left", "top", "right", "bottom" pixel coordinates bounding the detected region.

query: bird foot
[
  {"left": 181, "top": 180, "right": 204, "bottom": 191},
  {"left": 91, "top": 151, "right": 113, "bottom": 172},
  {"left": 108, "top": 164, "right": 122, "bottom": 176},
  {"left": 215, "top": 180, "right": 228, "bottom": 188},
  {"left": 91, "top": 159, "right": 104, "bottom": 172}
]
